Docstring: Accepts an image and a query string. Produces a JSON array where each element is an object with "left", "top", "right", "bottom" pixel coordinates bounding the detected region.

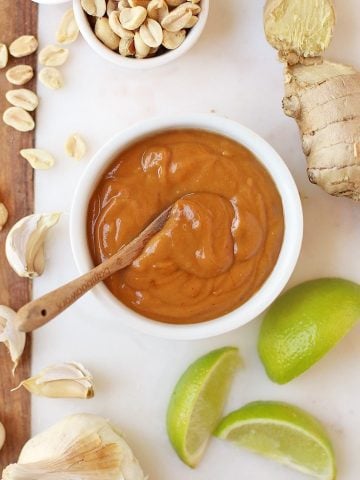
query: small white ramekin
[
  {"left": 70, "top": 114, "right": 303, "bottom": 340},
  {"left": 73, "top": 0, "right": 209, "bottom": 69}
]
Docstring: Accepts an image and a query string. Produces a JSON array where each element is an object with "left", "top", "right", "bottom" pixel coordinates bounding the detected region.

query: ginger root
[
  {"left": 264, "top": 0, "right": 335, "bottom": 62},
  {"left": 284, "top": 61, "right": 360, "bottom": 199},
  {"left": 264, "top": 0, "right": 360, "bottom": 200}
]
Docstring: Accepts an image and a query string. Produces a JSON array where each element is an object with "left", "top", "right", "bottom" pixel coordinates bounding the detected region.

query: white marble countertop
[{"left": 33, "top": 1, "right": 360, "bottom": 479}]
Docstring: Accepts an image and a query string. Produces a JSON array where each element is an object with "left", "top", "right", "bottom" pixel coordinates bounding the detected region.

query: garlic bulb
[
  {"left": 2, "top": 414, "right": 146, "bottom": 480},
  {"left": 0, "top": 305, "right": 26, "bottom": 372},
  {"left": 16, "top": 362, "right": 95, "bottom": 399},
  {"left": 0, "top": 421, "right": 5, "bottom": 451},
  {"left": 5, "top": 213, "right": 61, "bottom": 278}
]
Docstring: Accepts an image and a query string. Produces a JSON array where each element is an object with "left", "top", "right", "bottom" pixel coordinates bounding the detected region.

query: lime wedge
[
  {"left": 215, "top": 401, "right": 336, "bottom": 479},
  {"left": 258, "top": 278, "right": 360, "bottom": 384},
  {"left": 167, "top": 347, "right": 241, "bottom": 468}
]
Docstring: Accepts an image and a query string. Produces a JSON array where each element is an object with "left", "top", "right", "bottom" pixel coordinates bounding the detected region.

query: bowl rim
[
  {"left": 70, "top": 114, "right": 303, "bottom": 340},
  {"left": 72, "top": 0, "right": 210, "bottom": 70}
]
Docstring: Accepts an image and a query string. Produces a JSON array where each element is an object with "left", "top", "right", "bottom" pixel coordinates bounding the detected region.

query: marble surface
[{"left": 33, "top": 1, "right": 360, "bottom": 479}]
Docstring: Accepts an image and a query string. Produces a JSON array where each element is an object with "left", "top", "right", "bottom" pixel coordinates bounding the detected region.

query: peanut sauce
[{"left": 87, "top": 129, "right": 284, "bottom": 324}]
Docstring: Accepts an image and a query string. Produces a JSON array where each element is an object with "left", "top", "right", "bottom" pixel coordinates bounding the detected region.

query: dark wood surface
[{"left": 0, "top": 0, "right": 37, "bottom": 470}]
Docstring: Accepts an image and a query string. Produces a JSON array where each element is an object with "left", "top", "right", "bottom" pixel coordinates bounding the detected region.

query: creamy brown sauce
[{"left": 87, "top": 129, "right": 284, "bottom": 324}]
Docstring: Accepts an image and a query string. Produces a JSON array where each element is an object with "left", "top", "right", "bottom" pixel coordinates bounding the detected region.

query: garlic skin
[
  {"left": 2, "top": 414, "right": 146, "bottom": 480},
  {"left": 0, "top": 305, "right": 26, "bottom": 372},
  {"left": 16, "top": 362, "right": 95, "bottom": 399},
  {"left": 5, "top": 213, "right": 61, "bottom": 278},
  {"left": 0, "top": 421, "right": 5, "bottom": 451}
]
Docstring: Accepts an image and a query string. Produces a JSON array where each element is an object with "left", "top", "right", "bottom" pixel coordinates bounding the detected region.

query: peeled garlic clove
[
  {"left": 5, "top": 213, "right": 61, "bottom": 279},
  {"left": 140, "top": 18, "right": 163, "bottom": 48},
  {"left": 0, "top": 422, "right": 5, "bottom": 451},
  {"left": 0, "top": 305, "right": 26, "bottom": 372},
  {"left": 9, "top": 35, "right": 38, "bottom": 58},
  {"left": 0, "top": 202, "right": 9, "bottom": 231},
  {"left": 120, "top": 6, "right": 147, "bottom": 30},
  {"left": 20, "top": 149, "right": 55, "bottom": 170},
  {"left": 3, "top": 414, "right": 146, "bottom": 480},
  {"left": 65, "top": 134, "right": 87, "bottom": 160},
  {"left": 162, "top": 28, "right": 186, "bottom": 49},
  {"left": 56, "top": 8, "right": 79, "bottom": 45},
  {"left": 0, "top": 43, "right": 9, "bottom": 69},
  {"left": 15, "top": 362, "right": 95, "bottom": 399}
]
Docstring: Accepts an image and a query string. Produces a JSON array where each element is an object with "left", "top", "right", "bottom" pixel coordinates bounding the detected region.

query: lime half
[
  {"left": 167, "top": 346, "right": 241, "bottom": 467},
  {"left": 215, "top": 401, "right": 336, "bottom": 479}
]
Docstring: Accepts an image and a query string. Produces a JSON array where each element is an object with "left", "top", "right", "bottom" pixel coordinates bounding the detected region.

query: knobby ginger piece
[
  {"left": 264, "top": 0, "right": 336, "bottom": 61},
  {"left": 283, "top": 60, "right": 360, "bottom": 200}
]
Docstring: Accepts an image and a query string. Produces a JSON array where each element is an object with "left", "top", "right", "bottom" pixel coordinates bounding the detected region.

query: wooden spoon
[{"left": 15, "top": 205, "right": 173, "bottom": 333}]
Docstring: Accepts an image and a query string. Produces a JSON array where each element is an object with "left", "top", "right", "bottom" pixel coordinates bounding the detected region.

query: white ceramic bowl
[
  {"left": 73, "top": 0, "right": 209, "bottom": 69},
  {"left": 70, "top": 114, "right": 303, "bottom": 340}
]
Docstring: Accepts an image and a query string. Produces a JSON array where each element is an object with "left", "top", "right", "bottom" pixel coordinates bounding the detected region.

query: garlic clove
[
  {"left": 0, "top": 421, "right": 5, "bottom": 451},
  {"left": 0, "top": 305, "right": 26, "bottom": 372},
  {"left": 3, "top": 414, "right": 146, "bottom": 480},
  {"left": 5, "top": 213, "right": 61, "bottom": 279},
  {"left": 16, "top": 362, "right": 95, "bottom": 399}
]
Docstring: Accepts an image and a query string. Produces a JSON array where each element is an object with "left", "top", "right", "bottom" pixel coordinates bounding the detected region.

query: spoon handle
[{"left": 15, "top": 206, "right": 172, "bottom": 332}]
